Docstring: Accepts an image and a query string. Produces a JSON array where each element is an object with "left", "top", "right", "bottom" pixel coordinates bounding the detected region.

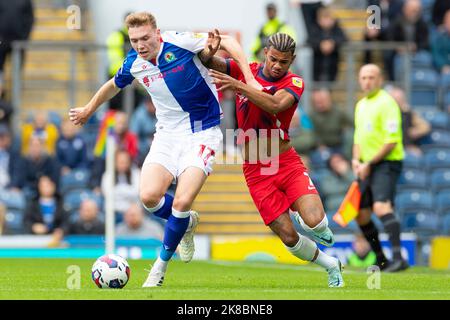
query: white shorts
[{"left": 143, "top": 126, "right": 223, "bottom": 180}]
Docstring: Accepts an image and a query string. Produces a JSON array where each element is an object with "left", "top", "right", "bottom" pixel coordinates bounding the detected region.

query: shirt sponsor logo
[{"left": 142, "top": 65, "right": 185, "bottom": 87}]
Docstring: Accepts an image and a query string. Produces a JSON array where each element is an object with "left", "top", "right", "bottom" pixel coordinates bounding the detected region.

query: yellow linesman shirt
[{"left": 354, "top": 89, "right": 404, "bottom": 163}]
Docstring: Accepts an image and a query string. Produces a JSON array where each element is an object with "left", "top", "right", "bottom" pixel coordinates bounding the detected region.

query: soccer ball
[{"left": 91, "top": 254, "right": 131, "bottom": 289}]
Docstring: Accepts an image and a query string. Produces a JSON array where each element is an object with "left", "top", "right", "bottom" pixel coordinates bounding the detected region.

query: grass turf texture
[{"left": 0, "top": 258, "right": 448, "bottom": 300}]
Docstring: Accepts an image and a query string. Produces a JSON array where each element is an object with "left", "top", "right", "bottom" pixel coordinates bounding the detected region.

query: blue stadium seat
[
  {"left": 411, "top": 50, "right": 433, "bottom": 68},
  {"left": 402, "top": 152, "right": 424, "bottom": 169},
  {"left": 63, "top": 189, "right": 103, "bottom": 213},
  {"left": 435, "top": 191, "right": 450, "bottom": 213},
  {"left": 397, "top": 168, "right": 428, "bottom": 188},
  {"left": 427, "top": 129, "right": 450, "bottom": 146},
  {"left": 4, "top": 209, "right": 25, "bottom": 234},
  {"left": 410, "top": 68, "right": 439, "bottom": 107},
  {"left": 416, "top": 109, "right": 449, "bottom": 130},
  {"left": 395, "top": 191, "right": 434, "bottom": 211},
  {"left": 0, "top": 190, "right": 26, "bottom": 211},
  {"left": 425, "top": 149, "right": 450, "bottom": 170},
  {"left": 401, "top": 209, "right": 440, "bottom": 234},
  {"left": 444, "top": 92, "right": 450, "bottom": 109},
  {"left": 430, "top": 169, "right": 450, "bottom": 193},
  {"left": 60, "top": 168, "right": 91, "bottom": 195},
  {"left": 442, "top": 213, "right": 450, "bottom": 234}
]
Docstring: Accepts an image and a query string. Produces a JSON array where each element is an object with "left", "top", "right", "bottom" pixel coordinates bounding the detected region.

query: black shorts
[{"left": 359, "top": 161, "right": 403, "bottom": 209}]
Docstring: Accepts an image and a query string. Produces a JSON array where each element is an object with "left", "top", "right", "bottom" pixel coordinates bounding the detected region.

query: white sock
[
  {"left": 314, "top": 250, "right": 338, "bottom": 270},
  {"left": 153, "top": 257, "right": 168, "bottom": 273},
  {"left": 298, "top": 214, "right": 328, "bottom": 234},
  {"left": 285, "top": 233, "right": 318, "bottom": 261}
]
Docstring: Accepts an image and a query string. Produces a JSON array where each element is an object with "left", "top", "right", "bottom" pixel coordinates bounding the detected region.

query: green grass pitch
[{"left": 0, "top": 258, "right": 449, "bottom": 300}]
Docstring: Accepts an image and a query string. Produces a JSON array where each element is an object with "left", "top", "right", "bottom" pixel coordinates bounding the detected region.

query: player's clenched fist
[{"left": 69, "top": 106, "right": 91, "bottom": 126}]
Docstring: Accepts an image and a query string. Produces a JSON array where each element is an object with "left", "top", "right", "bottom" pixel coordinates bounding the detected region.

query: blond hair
[{"left": 125, "top": 12, "right": 157, "bottom": 29}]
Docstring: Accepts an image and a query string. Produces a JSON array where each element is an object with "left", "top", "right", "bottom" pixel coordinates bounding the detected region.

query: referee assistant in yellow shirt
[{"left": 352, "top": 64, "right": 408, "bottom": 272}]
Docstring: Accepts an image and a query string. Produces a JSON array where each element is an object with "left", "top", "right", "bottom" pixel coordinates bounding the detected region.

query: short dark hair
[{"left": 267, "top": 33, "right": 296, "bottom": 55}]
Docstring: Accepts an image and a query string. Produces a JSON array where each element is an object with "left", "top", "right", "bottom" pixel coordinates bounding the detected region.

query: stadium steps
[
  {"left": 2, "top": 3, "right": 98, "bottom": 119},
  {"left": 192, "top": 163, "right": 271, "bottom": 236}
]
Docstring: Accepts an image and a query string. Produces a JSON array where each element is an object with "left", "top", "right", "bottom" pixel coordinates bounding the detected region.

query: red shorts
[{"left": 243, "top": 147, "right": 318, "bottom": 225}]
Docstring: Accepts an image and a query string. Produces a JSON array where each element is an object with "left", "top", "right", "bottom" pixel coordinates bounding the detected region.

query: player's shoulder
[
  {"left": 123, "top": 48, "right": 139, "bottom": 68},
  {"left": 281, "top": 72, "right": 304, "bottom": 90}
]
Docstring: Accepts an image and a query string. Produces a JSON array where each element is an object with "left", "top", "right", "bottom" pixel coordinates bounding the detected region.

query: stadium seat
[
  {"left": 441, "top": 213, "right": 450, "bottom": 234},
  {"left": 435, "top": 191, "right": 450, "bottom": 213},
  {"left": 63, "top": 189, "right": 103, "bottom": 213},
  {"left": 424, "top": 149, "right": 450, "bottom": 170},
  {"left": 402, "top": 152, "right": 424, "bottom": 169},
  {"left": 410, "top": 68, "right": 439, "bottom": 107},
  {"left": 395, "top": 191, "right": 434, "bottom": 211},
  {"left": 431, "top": 131, "right": 450, "bottom": 146},
  {"left": 60, "top": 168, "right": 91, "bottom": 195},
  {"left": 397, "top": 168, "right": 428, "bottom": 189},
  {"left": 430, "top": 169, "right": 450, "bottom": 193},
  {"left": 0, "top": 190, "right": 26, "bottom": 211},
  {"left": 411, "top": 50, "right": 434, "bottom": 68},
  {"left": 416, "top": 109, "right": 449, "bottom": 130},
  {"left": 400, "top": 209, "right": 440, "bottom": 235},
  {"left": 4, "top": 209, "right": 25, "bottom": 234}
]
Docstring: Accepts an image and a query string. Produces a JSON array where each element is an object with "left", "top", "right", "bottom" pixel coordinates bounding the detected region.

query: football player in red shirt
[{"left": 201, "top": 31, "right": 344, "bottom": 287}]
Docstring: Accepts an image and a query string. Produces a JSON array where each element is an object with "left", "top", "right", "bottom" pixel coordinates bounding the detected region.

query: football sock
[
  {"left": 380, "top": 213, "right": 403, "bottom": 261},
  {"left": 359, "top": 220, "right": 387, "bottom": 263},
  {"left": 159, "top": 208, "right": 190, "bottom": 262},
  {"left": 286, "top": 233, "right": 337, "bottom": 269},
  {"left": 297, "top": 213, "right": 329, "bottom": 234},
  {"left": 143, "top": 193, "right": 174, "bottom": 220}
]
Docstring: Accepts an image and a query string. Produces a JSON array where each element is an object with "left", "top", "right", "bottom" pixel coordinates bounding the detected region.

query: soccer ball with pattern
[{"left": 91, "top": 254, "right": 130, "bottom": 289}]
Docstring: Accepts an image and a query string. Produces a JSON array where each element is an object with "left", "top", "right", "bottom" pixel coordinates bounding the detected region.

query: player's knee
[
  {"left": 172, "top": 194, "right": 194, "bottom": 212},
  {"left": 303, "top": 207, "right": 325, "bottom": 228},
  {"left": 140, "top": 190, "right": 163, "bottom": 209},
  {"left": 280, "top": 229, "right": 299, "bottom": 247}
]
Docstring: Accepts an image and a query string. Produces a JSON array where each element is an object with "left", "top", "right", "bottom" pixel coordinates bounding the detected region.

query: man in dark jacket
[
  {"left": 308, "top": 7, "right": 347, "bottom": 82},
  {"left": 0, "top": 0, "right": 34, "bottom": 96},
  {"left": 387, "top": 0, "right": 429, "bottom": 80}
]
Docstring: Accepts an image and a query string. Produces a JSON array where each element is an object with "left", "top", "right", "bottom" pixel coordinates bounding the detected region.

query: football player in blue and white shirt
[{"left": 69, "top": 12, "right": 259, "bottom": 287}]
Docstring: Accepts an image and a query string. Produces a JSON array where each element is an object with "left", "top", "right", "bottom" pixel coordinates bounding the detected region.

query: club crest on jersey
[
  {"left": 164, "top": 52, "right": 176, "bottom": 63},
  {"left": 292, "top": 77, "right": 303, "bottom": 88}
]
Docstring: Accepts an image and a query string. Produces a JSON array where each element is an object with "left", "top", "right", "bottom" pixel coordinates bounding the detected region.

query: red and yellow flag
[{"left": 333, "top": 181, "right": 361, "bottom": 227}]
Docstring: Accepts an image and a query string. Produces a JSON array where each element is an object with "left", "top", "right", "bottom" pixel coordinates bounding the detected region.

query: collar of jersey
[
  {"left": 148, "top": 36, "right": 164, "bottom": 66},
  {"left": 257, "top": 64, "right": 287, "bottom": 83}
]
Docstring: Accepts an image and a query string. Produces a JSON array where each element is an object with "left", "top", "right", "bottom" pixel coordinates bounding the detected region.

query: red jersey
[{"left": 226, "top": 60, "right": 304, "bottom": 144}]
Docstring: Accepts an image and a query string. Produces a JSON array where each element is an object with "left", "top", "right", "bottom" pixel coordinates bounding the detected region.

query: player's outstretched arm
[
  {"left": 69, "top": 78, "right": 121, "bottom": 126},
  {"left": 219, "top": 35, "right": 262, "bottom": 90}
]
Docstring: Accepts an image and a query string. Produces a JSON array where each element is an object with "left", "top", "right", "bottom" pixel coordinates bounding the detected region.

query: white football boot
[
  {"left": 142, "top": 266, "right": 165, "bottom": 287},
  {"left": 179, "top": 210, "right": 199, "bottom": 263}
]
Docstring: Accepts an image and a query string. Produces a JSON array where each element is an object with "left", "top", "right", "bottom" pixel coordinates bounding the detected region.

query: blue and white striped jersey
[{"left": 114, "top": 31, "right": 223, "bottom": 134}]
